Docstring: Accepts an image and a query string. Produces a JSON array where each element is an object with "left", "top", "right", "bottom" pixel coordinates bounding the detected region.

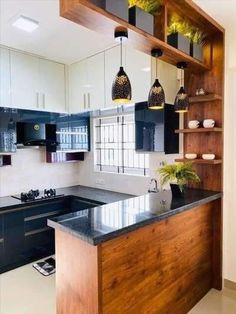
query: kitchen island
[{"left": 48, "top": 188, "right": 222, "bottom": 314}]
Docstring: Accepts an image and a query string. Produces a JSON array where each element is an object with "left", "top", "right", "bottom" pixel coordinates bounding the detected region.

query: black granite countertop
[
  {"left": 0, "top": 185, "right": 133, "bottom": 213},
  {"left": 48, "top": 188, "right": 222, "bottom": 245}
]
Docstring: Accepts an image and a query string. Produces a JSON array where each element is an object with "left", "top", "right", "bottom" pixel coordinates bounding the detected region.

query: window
[{"left": 94, "top": 108, "right": 149, "bottom": 176}]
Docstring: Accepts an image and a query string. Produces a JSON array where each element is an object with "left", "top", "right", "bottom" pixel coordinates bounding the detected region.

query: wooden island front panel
[{"left": 55, "top": 199, "right": 221, "bottom": 314}]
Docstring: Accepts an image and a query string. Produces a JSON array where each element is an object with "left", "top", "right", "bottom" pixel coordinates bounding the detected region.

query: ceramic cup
[
  {"left": 202, "top": 154, "right": 215, "bottom": 160},
  {"left": 188, "top": 120, "right": 200, "bottom": 129},
  {"left": 203, "top": 119, "right": 215, "bottom": 128}
]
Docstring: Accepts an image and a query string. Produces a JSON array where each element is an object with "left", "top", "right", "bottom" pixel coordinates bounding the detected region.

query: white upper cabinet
[
  {"left": 10, "top": 50, "right": 39, "bottom": 109},
  {"left": 39, "top": 59, "right": 66, "bottom": 112},
  {"left": 69, "top": 52, "right": 105, "bottom": 113},
  {"left": 126, "top": 47, "right": 151, "bottom": 104},
  {"left": 104, "top": 45, "right": 121, "bottom": 108},
  {"left": 0, "top": 47, "right": 11, "bottom": 108}
]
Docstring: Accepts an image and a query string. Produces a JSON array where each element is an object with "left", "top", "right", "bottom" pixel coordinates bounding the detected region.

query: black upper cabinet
[{"left": 135, "top": 102, "right": 179, "bottom": 154}]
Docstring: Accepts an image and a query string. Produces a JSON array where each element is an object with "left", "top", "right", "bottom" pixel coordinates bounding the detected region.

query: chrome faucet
[{"left": 148, "top": 178, "right": 158, "bottom": 193}]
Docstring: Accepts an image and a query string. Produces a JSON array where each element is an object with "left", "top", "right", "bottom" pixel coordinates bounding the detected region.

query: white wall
[{"left": 0, "top": 148, "right": 80, "bottom": 197}]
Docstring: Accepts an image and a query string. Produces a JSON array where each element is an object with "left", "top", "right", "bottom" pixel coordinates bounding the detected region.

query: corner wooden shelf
[
  {"left": 175, "top": 127, "right": 222, "bottom": 134},
  {"left": 60, "top": 0, "right": 211, "bottom": 73},
  {"left": 189, "top": 94, "right": 222, "bottom": 103},
  {"left": 175, "top": 158, "right": 222, "bottom": 165}
]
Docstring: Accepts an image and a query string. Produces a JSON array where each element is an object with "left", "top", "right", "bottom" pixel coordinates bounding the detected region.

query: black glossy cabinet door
[
  {"left": 135, "top": 102, "right": 179, "bottom": 153},
  {"left": 23, "top": 199, "right": 70, "bottom": 260},
  {"left": 4, "top": 210, "right": 24, "bottom": 266},
  {"left": 0, "top": 215, "right": 4, "bottom": 268}
]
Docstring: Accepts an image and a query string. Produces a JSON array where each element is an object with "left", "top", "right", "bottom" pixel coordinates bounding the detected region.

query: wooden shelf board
[
  {"left": 175, "top": 127, "right": 222, "bottom": 134},
  {"left": 60, "top": 0, "right": 211, "bottom": 73},
  {"left": 189, "top": 94, "right": 222, "bottom": 103},
  {"left": 175, "top": 158, "right": 222, "bottom": 165}
]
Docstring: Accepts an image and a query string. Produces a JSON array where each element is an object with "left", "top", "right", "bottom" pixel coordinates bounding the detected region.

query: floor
[{"left": 0, "top": 261, "right": 236, "bottom": 314}]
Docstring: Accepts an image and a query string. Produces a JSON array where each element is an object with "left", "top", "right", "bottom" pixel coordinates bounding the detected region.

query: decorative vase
[
  {"left": 90, "top": 0, "right": 129, "bottom": 21},
  {"left": 167, "top": 33, "right": 190, "bottom": 55},
  {"left": 190, "top": 42, "right": 203, "bottom": 61},
  {"left": 129, "top": 6, "right": 154, "bottom": 35},
  {"left": 170, "top": 183, "right": 185, "bottom": 198}
]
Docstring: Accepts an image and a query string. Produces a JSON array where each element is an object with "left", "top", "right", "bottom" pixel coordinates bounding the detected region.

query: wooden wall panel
[{"left": 101, "top": 202, "right": 218, "bottom": 313}]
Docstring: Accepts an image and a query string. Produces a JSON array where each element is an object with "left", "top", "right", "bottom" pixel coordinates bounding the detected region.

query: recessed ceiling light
[
  {"left": 141, "top": 67, "right": 151, "bottom": 72},
  {"left": 12, "top": 15, "right": 39, "bottom": 33}
]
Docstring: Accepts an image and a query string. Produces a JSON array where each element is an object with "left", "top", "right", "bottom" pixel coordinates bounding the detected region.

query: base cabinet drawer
[{"left": 0, "top": 241, "right": 5, "bottom": 268}]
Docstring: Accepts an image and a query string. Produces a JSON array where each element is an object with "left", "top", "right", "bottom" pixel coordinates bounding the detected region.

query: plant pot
[
  {"left": 167, "top": 33, "right": 190, "bottom": 55},
  {"left": 90, "top": 0, "right": 128, "bottom": 21},
  {"left": 190, "top": 42, "right": 203, "bottom": 61},
  {"left": 170, "top": 184, "right": 185, "bottom": 198},
  {"left": 129, "top": 6, "right": 154, "bottom": 35}
]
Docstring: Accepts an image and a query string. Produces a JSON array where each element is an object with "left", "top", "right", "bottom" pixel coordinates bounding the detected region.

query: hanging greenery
[{"left": 128, "top": 0, "right": 162, "bottom": 15}]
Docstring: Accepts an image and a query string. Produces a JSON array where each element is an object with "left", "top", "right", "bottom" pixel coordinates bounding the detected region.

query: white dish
[
  {"left": 185, "top": 153, "right": 197, "bottom": 160},
  {"left": 188, "top": 120, "right": 200, "bottom": 129},
  {"left": 203, "top": 119, "right": 215, "bottom": 128},
  {"left": 202, "top": 154, "right": 215, "bottom": 160}
]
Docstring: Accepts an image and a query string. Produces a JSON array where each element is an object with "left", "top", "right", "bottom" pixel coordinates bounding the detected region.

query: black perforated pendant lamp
[
  {"left": 174, "top": 62, "right": 189, "bottom": 113},
  {"left": 112, "top": 30, "right": 132, "bottom": 104},
  {"left": 148, "top": 49, "right": 165, "bottom": 110}
]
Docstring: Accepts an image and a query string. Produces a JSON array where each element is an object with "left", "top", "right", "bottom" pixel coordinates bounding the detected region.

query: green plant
[
  {"left": 168, "top": 15, "right": 206, "bottom": 44},
  {"left": 128, "top": 0, "right": 162, "bottom": 15},
  {"left": 158, "top": 162, "right": 200, "bottom": 192}
]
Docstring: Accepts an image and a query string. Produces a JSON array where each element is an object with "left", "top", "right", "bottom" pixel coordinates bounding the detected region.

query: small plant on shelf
[
  {"left": 158, "top": 162, "right": 200, "bottom": 197},
  {"left": 128, "top": 0, "right": 162, "bottom": 14}
]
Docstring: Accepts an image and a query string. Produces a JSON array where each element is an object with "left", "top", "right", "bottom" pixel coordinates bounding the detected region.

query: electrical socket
[{"left": 95, "top": 178, "right": 105, "bottom": 185}]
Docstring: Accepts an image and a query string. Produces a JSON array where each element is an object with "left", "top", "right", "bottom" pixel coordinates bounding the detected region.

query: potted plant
[
  {"left": 167, "top": 15, "right": 191, "bottom": 55},
  {"left": 158, "top": 162, "right": 200, "bottom": 197},
  {"left": 90, "top": 0, "right": 129, "bottom": 21},
  {"left": 128, "top": 0, "right": 162, "bottom": 35},
  {"left": 190, "top": 30, "right": 206, "bottom": 61}
]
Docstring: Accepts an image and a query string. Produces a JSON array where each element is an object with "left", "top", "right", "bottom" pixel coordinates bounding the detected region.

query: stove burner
[{"left": 11, "top": 188, "right": 64, "bottom": 202}]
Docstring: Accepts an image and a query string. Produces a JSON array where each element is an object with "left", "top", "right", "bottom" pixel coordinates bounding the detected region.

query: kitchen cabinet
[
  {"left": 10, "top": 50, "right": 39, "bottom": 109},
  {"left": 69, "top": 52, "right": 105, "bottom": 113},
  {"left": 0, "top": 215, "right": 4, "bottom": 268},
  {"left": 7, "top": 48, "right": 66, "bottom": 112},
  {"left": 39, "top": 59, "right": 66, "bottom": 113},
  {"left": 0, "top": 47, "right": 11, "bottom": 107}
]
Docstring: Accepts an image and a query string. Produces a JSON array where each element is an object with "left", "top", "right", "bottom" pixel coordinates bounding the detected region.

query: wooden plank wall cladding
[{"left": 55, "top": 200, "right": 222, "bottom": 314}]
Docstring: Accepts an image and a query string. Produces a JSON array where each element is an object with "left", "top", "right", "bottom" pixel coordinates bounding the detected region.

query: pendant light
[
  {"left": 148, "top": 49, "right": 165, "bottom": 110},
  {"left": 112, "top": 30, "right": 132, "bottom": 104},
  {"left": 174, "top": 62, "right": 189, "bottom": 113}
]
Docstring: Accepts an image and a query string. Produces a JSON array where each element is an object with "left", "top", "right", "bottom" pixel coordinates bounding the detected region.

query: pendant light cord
[
  {"left": 181, "top": 66, "right": 183, "bottom": 87},
  {"left": 120, "top": 37, "right": 123, "bottom": 67},
  {"left": 156, "top": 57, "right": 158, "bottom": 79}
]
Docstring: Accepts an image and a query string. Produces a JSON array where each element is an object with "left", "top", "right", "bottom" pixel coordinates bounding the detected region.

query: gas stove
[{"left": 12, "top": 189, "right": 64, "bottom": 203}]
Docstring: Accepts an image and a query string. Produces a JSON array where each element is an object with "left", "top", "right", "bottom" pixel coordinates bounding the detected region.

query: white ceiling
[
  {"left": 0, "top": 0, "right": 114, "bottom": 64},
  {"left": 1, "top": 0, "right": 235, "bottom": 65}
]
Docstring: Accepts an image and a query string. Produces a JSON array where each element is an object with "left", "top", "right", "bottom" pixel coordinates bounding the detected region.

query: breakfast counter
[{"left": 48, "top": 188, "right": 222, "bottom": 314}]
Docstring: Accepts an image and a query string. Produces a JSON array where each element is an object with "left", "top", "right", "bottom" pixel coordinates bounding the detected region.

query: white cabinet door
[
  {"left": 39, "top": 59, "right": 66, "bottom": 112},
  {"left": 0, "top": 47, "right": 11, "bottom": 107},
  {"left": 69, "top": 60, "right": 88, "bottom": 113},
  {"left": 105, "top": 45, "right": 121, "bottom": 108},
  {"left": 87, "top": 52, "right": 105, "bottom": 110},
  {"left": 126, "top": 47, "right": 151, "bottom": 104},
  {"left": 10, "top": 50, "right": 39, "bottom": 109}
]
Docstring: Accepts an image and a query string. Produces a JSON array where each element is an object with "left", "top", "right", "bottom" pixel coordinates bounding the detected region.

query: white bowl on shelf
[
  {"left": 202, "top": 154, "right": 215, "bottom": 160},
  {"left": 203, "top": 119, "right": 215, "bottom": 128},
  {"left": 185, "top": 153, "right": 197, "bottom": 160},
  {"left": 188, "top": 120, "right": 200, "bottom": 129}
]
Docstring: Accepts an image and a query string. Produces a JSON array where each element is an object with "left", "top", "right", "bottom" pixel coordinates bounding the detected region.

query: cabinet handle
[
  {"left": 88, "top": 93, "right": 90, "bottom": 109},
  {"left": 84, "top": 93, "right": 86, "bottom": 109},
  {"left": 36, "top": 92, "right": 39, "bottom": 108},
  {"left": 43, "top": 93, "right": 46, "bottom": 109}
]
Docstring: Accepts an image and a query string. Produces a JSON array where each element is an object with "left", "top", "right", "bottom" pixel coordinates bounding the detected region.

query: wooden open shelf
[
  {"left": 175, "top": 127, "right": 222, "bottom": 134},
  {"left": 189, "top": 94, "right": 222, "bottom": 103},
  {"left": 0, "top": 155, "right": 12, "bottom": 167},
  {"left": 60, "top": 0, "right": 211, "bottom": 73},
  {"left": 46, "top": 152, "right": 85, "bottom": 164},
  {"left": 175, "top": 158, "right": 222, "bottom": 165}
]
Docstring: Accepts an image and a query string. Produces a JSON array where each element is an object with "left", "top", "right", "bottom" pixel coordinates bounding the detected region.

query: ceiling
[
  {"left": 1, "top": 0, "right": 235, "bottom": 65},
  {"left": 0, "top": 0, "right": 114, "bottom": 64}
]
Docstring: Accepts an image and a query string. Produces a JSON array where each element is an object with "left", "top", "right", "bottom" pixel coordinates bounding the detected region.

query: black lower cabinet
[{"left": 0, "top": 196, "right": 103, "bottom": 274}]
